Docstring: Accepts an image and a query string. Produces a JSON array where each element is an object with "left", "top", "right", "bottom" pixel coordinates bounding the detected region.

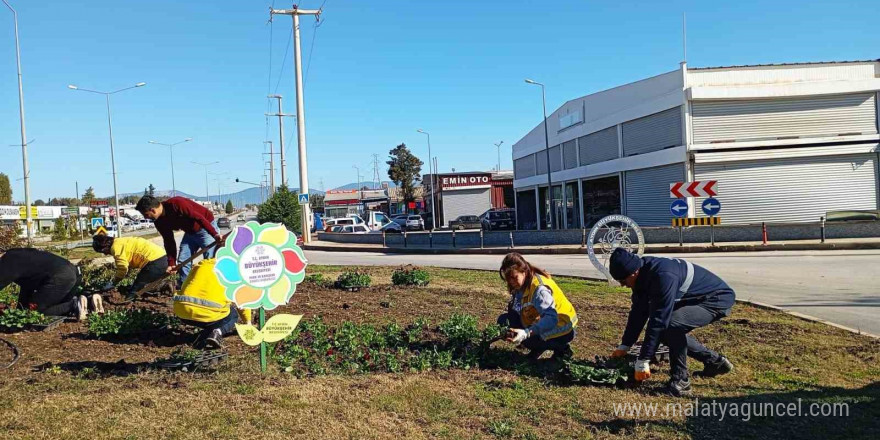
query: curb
[
  {"left": 735, "top": 299, "right": 879, "bottom": 340},
  {"left": 303, "top": 241, "right": 880, "bottom": 255}
]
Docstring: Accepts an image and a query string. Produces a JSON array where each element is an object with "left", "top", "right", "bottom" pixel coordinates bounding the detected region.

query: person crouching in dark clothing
[{"left": 0, "top": 248, "right": 97, "bottom": 320}]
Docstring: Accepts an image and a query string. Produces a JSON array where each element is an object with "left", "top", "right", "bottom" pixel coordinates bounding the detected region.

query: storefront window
[
  {"left": 582, "top": 175, "right": 621, "bottom": 227},
  {"left": 516, "top": 190, "right": 537, "bottom": 230},
  {"left": 538, "top": 187, "right": 548, "bottom": 229},
  {"left": 551, "top": 185, "right": 563, "bottom": 230},
  {"left": 565, "top": 181, "right": 580, "bottom": 229}
]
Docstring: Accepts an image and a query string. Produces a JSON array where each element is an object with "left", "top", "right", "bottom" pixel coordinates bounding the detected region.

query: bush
[
  {"left": 0, "top": 284, "right": 19, "bottom": 307},
  {"left": 0, "top": 224, "right": 24, "bottom": 251},
  {"left": 0, "top": 307, "right": 50, "bottom": 330},
  {"left": 391, "top": 265, "right": 430, "bottom": 286},
  {"left": 303, "top": 273, "right": 332, "bottom": 288},
  {"left": 335, "top": 269, "right": 372, "bottom": 290},
  {"left": 87, "top": 308, "right": 176, "bottom": 338}
]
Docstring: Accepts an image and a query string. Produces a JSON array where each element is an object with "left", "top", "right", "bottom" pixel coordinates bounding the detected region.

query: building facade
[
  {"left": 423, "top": 171, "right": 514, "bottom": 227},
  {"left": 512, "top": 60, "right": 880, "bottom": 229},
  {"left": 323, "top": 189, "right": 390, "bottom": 219}
]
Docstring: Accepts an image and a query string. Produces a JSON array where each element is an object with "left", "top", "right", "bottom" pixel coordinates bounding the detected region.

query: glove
[
  {"left": 611, "top": 344, "right": 630, "bottom": 359},
  {"left": 634, "top": 359, "right": 651, "bottom": 382},
  {"left": 102, "top": 282, "right": 115, "bottom": 291},
  {"left": 507, "top": 328, "right": 530, "bottom": 345}
]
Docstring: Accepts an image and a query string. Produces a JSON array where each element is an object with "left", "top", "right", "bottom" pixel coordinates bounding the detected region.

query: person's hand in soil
[
  {"left": 634, "top": 359, "right": 651, "bottom": 382},
  {"left": 506, "top": 328, "right": 529, "bottom": 345}
]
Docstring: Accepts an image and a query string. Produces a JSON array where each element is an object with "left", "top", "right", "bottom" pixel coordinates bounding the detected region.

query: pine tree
[
  {"left": 387, "top": 143, "right": 423, "bottom": 205},
  {"left": 225, "top": 199, "right": 234, "bottom": 214},
  {"left": 0, "top": 173, "right": 12, "bottom": 204},
  {"left": 256, "top": 185, "right": 302, "bottom": 232}
]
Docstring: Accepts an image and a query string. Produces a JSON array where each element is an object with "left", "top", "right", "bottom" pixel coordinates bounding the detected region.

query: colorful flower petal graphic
[
  {"left": 282, "top": 249, "right": 307, "bottom": 274},
  {"left": 268, "top": 275, "right": 291, "bottom": 306},
  {"left": 232, "top": 226, "right": 254, "bottom": 255},
  {"left": 214, "top": 257, "right": 242, "bottom": 284},
  {"left": 233, "top": 284, "right": 263, "bottom": 307},
  {"left": 258, "top": 224, "right": 289, "bottom": 246}
]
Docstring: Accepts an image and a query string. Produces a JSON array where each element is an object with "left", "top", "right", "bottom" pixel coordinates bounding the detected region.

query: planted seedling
[
  {"left": 0, "top": 306, "right": 51, "bottom": 331},
  {"left": 335, "top": 269, "right": 372, "bottom": 291},
  {"left": 87, "top": 308, "right": 177, "bottom": 339},
  {"left": 391, "top": 265, "right": 431, "bottom": 287}
]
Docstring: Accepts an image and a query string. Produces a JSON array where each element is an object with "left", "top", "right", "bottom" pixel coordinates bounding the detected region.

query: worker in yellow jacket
[
  {"left": 498, "top": 252, "right": 578, "bottom": 361},
  {"left": 92, "top": 235, "right": 167, "bottom": 300},
  {"left": 173, "top": 258, "right": 250, "bottom": 349}
]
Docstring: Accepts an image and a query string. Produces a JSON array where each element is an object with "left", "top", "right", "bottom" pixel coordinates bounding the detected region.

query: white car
[{"left": 338, "top": 224, "right": 370, "bottom": 234}]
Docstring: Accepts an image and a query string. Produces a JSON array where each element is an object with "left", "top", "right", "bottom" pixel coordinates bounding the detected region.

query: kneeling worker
[
  {"left": 0, "top": 247, "right": 97, "bottom": 320},
  {"left": 92, "top": 235, "right": 167, "bottom": 300},
  {"left": 173, "top": 258, "right": 250, "bottom": 349},
  {"left": 609, "top": 248, "right": 735, "bottom": 396},
  {"left": 497, "top": 252, "right": 578, "bottom": 361}
]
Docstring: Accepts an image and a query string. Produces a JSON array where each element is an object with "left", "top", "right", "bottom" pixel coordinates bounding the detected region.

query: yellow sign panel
[
  {"left": 18, "top": 206, "right": 38, "bottom": 219},
  {"left": 94, "top": 226, "right": 108, "bottom": 235},
  {"left": 235, "top": 314, "right": 302, "bottom": 346},
  {"left": 672, "top": 217, "right": 721, "bottom": 227}
]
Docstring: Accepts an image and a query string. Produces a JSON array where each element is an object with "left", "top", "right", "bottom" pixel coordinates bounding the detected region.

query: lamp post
[
  {"left": 192, "top": 161, "right": 218, "bottom": 205},
  {"left": 148, "top": 138, "right": 191, "bottom": 197},
  {"left": 494, "top": 141, "right": 504, "bottom": 171},
  {"left": 416, "top": 129, "right": 436, "bottom": 230},
  {"left": 236, "top": 178, "right": 265, "bottom": 204},
  {"left": 2, "top": 0, "right": 32, "bottom": 242},
  {"left": 525, "top": 79, "right": 555, "bottom": 230},
  {"left": 263, "top": 141, "right": 275, "bottom": 196},
  {"left": 69, "top": 81, "right": 147, "bottom": 237},
  {"left": 210, "top": 171, "right": 229, "bottom": 208},
  {"left": 353, "top": 165, "right": 361, "bottom": 203}
]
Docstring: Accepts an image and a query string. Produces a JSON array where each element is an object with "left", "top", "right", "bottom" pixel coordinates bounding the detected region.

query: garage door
[
  {"left": 624, "top": 163, "right": 685, "bottom": 226},
  {"left": 442, "top": 188, "right": 491, "bottom": 227},
  {"left": 694, "top": 154, "right": 878, "bottom": 224}
]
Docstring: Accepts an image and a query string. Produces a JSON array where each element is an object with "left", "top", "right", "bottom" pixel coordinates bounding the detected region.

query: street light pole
[
  {"left": 149, "top": 138, "right": 192, "bottom": 197},
  {"left": 263, "top": 141, "right": 275, "bottom": 196},
  {"left": 266, "top": 95, "right": 293, "bottom": 186},
  {"left": 69, "top": 82, "right": 147, "bottom": 237},
  {"left": 494, "top": 141, "right": 504, "bottom": 171},
  {"left": 417, "top": 129, "right": 436, "bottom": 230},
  {"left": 192, "top": 161, "right": 218, "bottom": 205},
  {"left": 525, "top": 79, "right": 555, "bottom": 230},
  {"left": 353, "top": 165, "right": 361, "bottom": 203},
  {"left": 3, "top": 0, "right": 32, "bottom": 242}
]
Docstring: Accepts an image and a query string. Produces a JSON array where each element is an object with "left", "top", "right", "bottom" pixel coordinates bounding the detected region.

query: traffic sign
[
  {"left": 701, "top": 198, "right": 722, "bottom": 217},
  {"left": 66, "top": 206, "right": 79, "bottom": 215},
  {"left": 298, "top": 193, "right": 309, "bottom": 205},
  {"left": 670, "top": 199, "right": 688, "bottom": 218},
  {"left": 670, "top": 180, "right": 718, "bottom": 198},
  {"left": 672, "top": 217, "right": 721, "bottom": 227},
  {"left": 91, "top": 217, "right": 104, "bottom": 228},
  {"left": 94, "top": 226, "right": 108, "bottom": 235}
]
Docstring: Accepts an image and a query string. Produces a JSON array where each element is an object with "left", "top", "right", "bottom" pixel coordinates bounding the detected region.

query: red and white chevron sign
[{"left": 669, "top": 181, "right": 718, "bottom": 198}]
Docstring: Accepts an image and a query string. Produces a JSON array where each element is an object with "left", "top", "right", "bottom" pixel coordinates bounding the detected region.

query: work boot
[
  {"left": 204, "top": 329, "right": 224, "bottom": 350},
  {"left": 550, "top": 346, "right": 574, "bottom": 362},
  {"left": 526, "top": 349, "right": 545, "bottom": 362},
  {"left": 665, "top": 378, "right": 692, "bottom": 397},
  {"left": 73, "top": 295, "right": 89, "bottom": 321},
  {"left": 696, "top": 356, "right": 734, "bottom": 378},
  {"left": 89, "top": 294, "right": 105, "bottom": 314}
]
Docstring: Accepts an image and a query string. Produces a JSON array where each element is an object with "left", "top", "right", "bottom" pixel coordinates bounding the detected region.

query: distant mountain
[
  {"left": 332, "top": 180, "right": 398, "bottom": 191},
  {"left": 118, "top": 187, "right": 324, "bottom": 206}
]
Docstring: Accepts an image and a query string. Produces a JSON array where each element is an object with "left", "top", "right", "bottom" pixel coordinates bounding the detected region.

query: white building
[{"left": 512, "top": 59, "right": 880, "bottom": 229}]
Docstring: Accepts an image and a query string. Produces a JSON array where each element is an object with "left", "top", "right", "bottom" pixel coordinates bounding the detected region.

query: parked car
[
  {"left": 372, "top": 222, "right": 403, "bottom": 234},
  {"left": 480, "top": 208, "right": 516, "bottom": 231},
  {"left": 337, "top": 224, "right": 370, "bottom": 234},
  {"left": 449, "top": 215, "right": 482, "bottom": 230},
  {"left": 217, "top": 217, "right": 231, "bottom": 228},
  {"left": 391, "top": 215, "right": 408, "bottom": 227},
  {"left": 404, "top": 215, "right": 425, "bottom": 231}
]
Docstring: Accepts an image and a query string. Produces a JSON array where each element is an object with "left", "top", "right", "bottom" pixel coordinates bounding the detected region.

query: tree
[
  {"left": 386, "top": 143, "right": 423, "bottom": 205},
  {"left": 148, "top": 184, "right": 156, "bottom": 196},
  {"left": 309, "top": 194, "right": 325, "bottom": 210},
  {"left": 257, "top": 184, "right": 302, "bottom": 232},
  {"left": 81, "top": 187, "right": 96, "bottom": 206},
  {"left": 225, "top": 199, "right": 234, "bottom": 214},
  {"left": 51, "top": 217, "right": 68, "bottom": 241},
  {"left": 0, "top": 173, "right": 11, "bottom": 204},
  {"left": 33, "top": 199, "right": 45, "bottom": 206}
]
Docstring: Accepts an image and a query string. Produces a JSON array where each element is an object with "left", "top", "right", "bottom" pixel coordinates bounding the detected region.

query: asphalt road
[{"left": 303, "top": 248, "right": 880, "bottom": 336}]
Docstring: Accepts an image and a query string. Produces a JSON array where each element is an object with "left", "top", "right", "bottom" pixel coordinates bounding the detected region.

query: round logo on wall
[{"left": 587, "top": 215, "right": 645, "bottom": 282}]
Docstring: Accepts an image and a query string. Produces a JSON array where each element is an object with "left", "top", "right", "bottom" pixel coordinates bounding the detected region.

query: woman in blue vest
[
  {"left": 609, "top": 248, "right": 735, "bottom": 396},
  {"left": 497, "top": 253, "right": 578, "bottom": 361}
]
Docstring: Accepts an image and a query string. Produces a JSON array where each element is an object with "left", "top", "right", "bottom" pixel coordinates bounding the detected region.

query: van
[{"left": 363, "top": 211, "right": 393, "bottom": 231}]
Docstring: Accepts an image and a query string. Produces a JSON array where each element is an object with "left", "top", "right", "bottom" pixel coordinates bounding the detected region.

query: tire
[{"left": 458, "top": 225, "right": 465, "bottom": 231}]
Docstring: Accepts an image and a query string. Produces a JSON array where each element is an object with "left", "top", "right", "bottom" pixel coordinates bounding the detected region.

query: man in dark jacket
[
  {"left": 136, "top": 195, "right": 221, "bottom": 288},
  {"left": 608, "top": 248, "right": 735, "bottom": 396},
  {"left": 0, "top": 248, "right": 94, "bottom": 320}
]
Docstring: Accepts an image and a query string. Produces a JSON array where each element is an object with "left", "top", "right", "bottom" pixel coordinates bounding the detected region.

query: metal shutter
[
  {"left": 536, "top": 149, "right": 548, "bottom": 175},
  {"left": 694, "top": 154, "right": 878, "bottom": 224},
  {"left": 579, "top": 126, "right": 619, "bottom": 165},
  {"left": 622, "top": 107, "right": 682, "bottom": 156},
  {"left": 692, "top": 93, "right": 878, "bottom": 144},
  {"left": 514, "top": 154, "right": 535, "bottom": 178},
  {"left": 563, "top": 140, "right": 578, "bottom": 169},
  {"left": 549, "top": 145, "right": 562, "bottom": 172},
  {"left": 624, "top": 163, "right": 685, "bottom": 226},
  {"left": 442, "top": 188, "right": 491, "bottom": 227}
]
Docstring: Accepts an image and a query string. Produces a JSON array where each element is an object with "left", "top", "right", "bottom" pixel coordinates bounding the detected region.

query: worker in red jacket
[{"left": 136, "top": 195, "right": 221, "bottom": 288}]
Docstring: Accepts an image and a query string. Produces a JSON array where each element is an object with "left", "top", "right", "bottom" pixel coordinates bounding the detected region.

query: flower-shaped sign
[{"left": 213, "top": 221, "right": 307, "bottom": 310}]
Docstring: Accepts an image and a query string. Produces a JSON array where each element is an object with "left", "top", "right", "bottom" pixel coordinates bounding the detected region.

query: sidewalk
[{"left": 304, "top": 236, "right": 880, "bottom": 254}]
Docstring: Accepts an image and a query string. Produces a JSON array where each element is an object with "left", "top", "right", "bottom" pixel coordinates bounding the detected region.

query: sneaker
[
  {"left": 665, "top": 378, "right": 692, "bottom": 397},
  {"left": 696, "top": 356, "right": 734, "bottom": 378},
  {"left": 89, "top": 294, "right": 104, "bottom": 314},
  {"left": 73, "top": 296, "right": 88, "bottom": 321},
  {"left": 204, "top": 329, "right": 224, "bottom": 350}
]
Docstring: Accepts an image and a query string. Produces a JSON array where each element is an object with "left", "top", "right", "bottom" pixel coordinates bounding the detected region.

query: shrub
[
  {"left": 391, "top": 265, "right": 430, "bottom": 286},
  {"left": 438, "top": 312, "right": 480, "bottom": 346},
  {"left": 0, "top": 284, "right": 19, "bottom": 307},
  {"left": 335, "top": 269, "right": 372, "bottom": 290},
  {"left": 87, "top": 308, "right": 176, "bottom": 338},
  {"left": 303, "top": 273, "right": 332, "bottom": 288},
  {"left": 0, "top": 307, "right": 50, "bottom": 330},
  {"left": 0, "top": 224, "right": 23, "bottom": 252}
]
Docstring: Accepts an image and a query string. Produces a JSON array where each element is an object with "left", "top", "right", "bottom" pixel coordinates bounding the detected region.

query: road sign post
[
  {"left": 670, "top": 198, "right": 688, "bottom": 247},
  {"left": 701, "top": 198, "right": 721, "bottom": 247},
  {"left": 298, "top": 193, "right": 309, "bottom": 205}
]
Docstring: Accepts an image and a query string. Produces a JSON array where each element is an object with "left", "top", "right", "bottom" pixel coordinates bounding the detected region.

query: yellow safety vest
[
  {"left": 173, "top": 259, "right": 232, "bottom": 324},
  {"left": 520, "top": 275, "right": 578, "bottom": 340}
]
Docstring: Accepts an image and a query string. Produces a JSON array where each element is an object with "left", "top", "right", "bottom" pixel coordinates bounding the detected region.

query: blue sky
[{"left": 1, "top": 0, "right": 878, "bottom": 201}]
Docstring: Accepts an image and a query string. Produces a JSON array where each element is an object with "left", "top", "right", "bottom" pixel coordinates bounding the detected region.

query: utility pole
[
  {"left": 417, "top": 129, "right": 436, "bottom": 230},
  {"left": 270, "top": 5, "right": 321, "bottom": 244},
  {"left": 3, "top": 1, "right": 32, "bottom": 242},
  {"left": 525, "top": 79, "right": 555, "bottom": 230},
  {"left": 263, "top": 141, "right": 275, "bottom": 195},
  {"left": 192, "top": 161, "right": 218, "bottom": 205},
  {"left": 353, "top": 165, "right": 361, "bottom": 202},
  {"left": 371, "top": 153, "right": 381, "bottom": 189},
  {"left": 494, "top": 141, "right": 504, "bottom": 172},
  {"left": 266, "top": 95, "right": 294, "bottom": 186}
]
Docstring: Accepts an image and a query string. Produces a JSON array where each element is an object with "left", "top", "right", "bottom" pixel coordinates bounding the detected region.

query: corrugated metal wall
[
  {"left": 691, "top": 93, "right": 878, "bottom": 143},
  {"left": 536, "top": 150, "right": 549, "bottom": 175},
  {"left": 694, "top": 154, "right": 878, "bottom": 224},
  {"left": 579, "top": 126, "right": 619, "bottom": 165},
  {"left": 549, "top": 145, "right": 562, "bottom": 172},
  {"left": 514, "top": 154, "right": 535, "bottom": 178},
  {"left": 622, "top": 106, "right": 683, "bottom": 156},
  {"left": 624, "top": 163, "right": 685, "bottom": 226},
  {"left": 442, "top": 188, "right": 491, "bottom": 227},
  {"left": 563, "top": 140, "right": 578, "bottom": 169}
]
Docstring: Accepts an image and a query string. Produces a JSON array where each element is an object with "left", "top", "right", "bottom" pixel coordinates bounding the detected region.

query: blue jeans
[
  {"left": 662, "top": 294, "right": 733, "bottom": 381},
  {"left": 181, "top": 305, "right": 239, "bottom": 340},
  {"left": 497, "top": 311, "right": 575, "bottom": 357},
  {"left": 177, "top": 220, "right": 219, "bottom": 287}
]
